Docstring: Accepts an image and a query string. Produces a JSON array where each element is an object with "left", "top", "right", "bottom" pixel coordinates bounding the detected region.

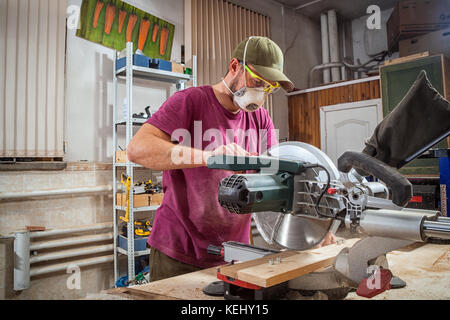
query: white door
[{"left": 320, "top": 99, "right": 382, "bottom": 166}]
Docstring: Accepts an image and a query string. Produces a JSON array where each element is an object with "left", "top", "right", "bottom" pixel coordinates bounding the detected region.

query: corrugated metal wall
[
  {"left": 191, "top": 0, "right": 270, "bottom": 85},
  {"left": 187, "top": 0, "right": 274, "bottom": 117},
  {"left": 0, "top": 0, "right": 66, "bottom": 158}
]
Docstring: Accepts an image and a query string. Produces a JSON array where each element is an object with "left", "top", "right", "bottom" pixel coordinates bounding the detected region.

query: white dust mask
[
  {"left": 222, "top": 36, "right": 269, "bottom": 112},
  {"left": 222, "top": 78, "right": 266, "bottom": 112}
]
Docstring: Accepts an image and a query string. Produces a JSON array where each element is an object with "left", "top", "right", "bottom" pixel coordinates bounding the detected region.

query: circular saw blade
[{"left": 252, "top": 142, "right": 342, "bottom": 251}]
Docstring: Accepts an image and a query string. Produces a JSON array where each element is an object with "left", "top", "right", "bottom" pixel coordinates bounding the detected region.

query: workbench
[{"left": 102, "top": 241, "right": 450, "bottom": 300}]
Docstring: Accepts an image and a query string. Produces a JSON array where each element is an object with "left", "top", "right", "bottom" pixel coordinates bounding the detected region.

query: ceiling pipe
[
  {"left": 320, "top": 13, "right": 331, "bottom": 84},
  {"left": 309, "top": 62, "right": 345, "bottom": 87},
  {"left": 327, "top": 9, "right": 341, "bottom": 82}
]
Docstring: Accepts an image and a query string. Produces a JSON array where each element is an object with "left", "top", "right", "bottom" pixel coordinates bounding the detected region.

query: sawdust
[{"left": 429, "top": 250, "right": 450, "bottom": 272}]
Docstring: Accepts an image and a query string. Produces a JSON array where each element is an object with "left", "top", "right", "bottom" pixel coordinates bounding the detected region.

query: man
[{"left": 128, "top": 36, "right": 333, "bottom": 282}]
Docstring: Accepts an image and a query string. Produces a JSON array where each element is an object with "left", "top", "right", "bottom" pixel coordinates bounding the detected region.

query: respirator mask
[{"left": 222, "top": 37, "right": 271, "bottom": 112}]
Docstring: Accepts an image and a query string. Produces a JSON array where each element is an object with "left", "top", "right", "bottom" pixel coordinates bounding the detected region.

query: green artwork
[{"left": 76, "top": 0, "right": 175, "bottom": 60}]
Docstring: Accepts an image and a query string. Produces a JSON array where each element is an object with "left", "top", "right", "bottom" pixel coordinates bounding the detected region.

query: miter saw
[{"left": 204, "top": 70, "right": 450, "bottom": 299}]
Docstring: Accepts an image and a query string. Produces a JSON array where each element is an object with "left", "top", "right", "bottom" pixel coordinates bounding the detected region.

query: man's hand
[
  {"left": 315, "top": 231, "right": 337, "bottom": 248},
  {"left": 202, "top": 143, "right": 253, "bottom": 166}
]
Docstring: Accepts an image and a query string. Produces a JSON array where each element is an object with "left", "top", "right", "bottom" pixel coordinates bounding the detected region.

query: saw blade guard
[{"left": 252, "top": 142, "right": 346, "bottom": 250}]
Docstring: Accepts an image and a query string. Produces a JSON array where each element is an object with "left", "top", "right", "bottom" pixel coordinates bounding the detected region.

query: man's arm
[{"left": 127, "top": 123, "right": 250, "bottom": 170}]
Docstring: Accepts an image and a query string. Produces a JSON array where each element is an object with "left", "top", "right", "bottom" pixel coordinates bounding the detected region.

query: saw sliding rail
[{"left": 423, "top": 217, "right": 450, "bottom": 239}]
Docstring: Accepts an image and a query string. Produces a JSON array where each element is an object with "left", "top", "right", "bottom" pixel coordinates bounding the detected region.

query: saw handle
[{"left": 338, "top": 151, "right": 412, "bottom": 207}]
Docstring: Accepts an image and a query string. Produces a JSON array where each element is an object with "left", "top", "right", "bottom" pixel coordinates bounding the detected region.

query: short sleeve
[
  {"left": 258, "top": 108, "right": 278, "bottom": 153},
  {"left": 146, "top": 91, "right": 192, "bottom": 138}
]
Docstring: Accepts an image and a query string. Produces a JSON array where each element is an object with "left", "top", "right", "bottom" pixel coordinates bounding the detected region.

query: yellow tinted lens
[{"left": 244, "top": 65, "right": 281, "bottom": 94}]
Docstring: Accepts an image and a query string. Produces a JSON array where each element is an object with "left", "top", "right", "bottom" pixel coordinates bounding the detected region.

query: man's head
[{"left": 223, "top": 36, "right": 294, "bottom": 112}]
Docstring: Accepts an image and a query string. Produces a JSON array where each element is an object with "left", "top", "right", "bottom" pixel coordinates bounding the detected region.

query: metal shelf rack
[{"left": 112, "top": 42, "right": 196, "bottom": 285}]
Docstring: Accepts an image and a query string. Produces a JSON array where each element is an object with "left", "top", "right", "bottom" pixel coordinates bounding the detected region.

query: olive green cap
[{"left": 232, "top": 36, "right": 294, "bottom": 92}]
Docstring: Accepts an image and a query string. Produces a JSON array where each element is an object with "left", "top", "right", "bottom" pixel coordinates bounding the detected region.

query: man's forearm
[{"left": 128, "top": 137, "right": 210, "bottom": 171}]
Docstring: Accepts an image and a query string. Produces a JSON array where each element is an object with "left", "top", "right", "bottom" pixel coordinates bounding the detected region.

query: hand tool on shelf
[
  {"left": 120, "top": 219, "right": 152, "bottom": 237},
  {"left": 134, "top": 219, "right": 152, "bottom": 237},
  {"left": 134, "top": 179, "right": 162, "bottom": 195},
  {"left": 119, "top": 173, "right": 131, "bottom": 223},
  {"left": 132, "top": 106, "right": 152, "bottom": 120}
]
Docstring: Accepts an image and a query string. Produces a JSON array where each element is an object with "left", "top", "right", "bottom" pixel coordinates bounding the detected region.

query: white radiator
[{"left": 0, "top": 0, "right": 66, "bottom": 158}]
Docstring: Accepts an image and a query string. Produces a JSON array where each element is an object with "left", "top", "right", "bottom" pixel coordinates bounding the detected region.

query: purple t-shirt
[{"left": 145, "top": 85, "right": 277, "bottom": 268}]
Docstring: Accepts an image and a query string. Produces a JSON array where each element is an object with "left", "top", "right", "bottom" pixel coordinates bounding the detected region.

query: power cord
[{"left": 303, "top": 163, "right": 344, "bottom": 221}]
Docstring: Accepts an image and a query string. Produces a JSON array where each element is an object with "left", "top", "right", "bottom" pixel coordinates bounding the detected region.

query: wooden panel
[
  {"left": 219, "top": 238, "right": 360, "bottom": 288},
  {"left": 288, "top": 78, "right": 380, "bottom": 148}
]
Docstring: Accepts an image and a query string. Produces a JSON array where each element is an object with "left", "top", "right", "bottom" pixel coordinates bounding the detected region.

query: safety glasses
[{"left": 244, "top": 65, "right": 280, "bottom": 94}]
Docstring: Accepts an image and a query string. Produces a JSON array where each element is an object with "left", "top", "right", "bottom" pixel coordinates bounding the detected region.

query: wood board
[
  {"left": 218, "top": 238, "right": 360, "bottom": 288},
  {"left": 123, "top": 267, "right": 223, "bottom": 300}
]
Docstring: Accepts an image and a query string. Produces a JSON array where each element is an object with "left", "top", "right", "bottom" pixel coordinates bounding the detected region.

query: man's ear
[{"left": 228, "top": 58, "right": 241, "bottom": 75}]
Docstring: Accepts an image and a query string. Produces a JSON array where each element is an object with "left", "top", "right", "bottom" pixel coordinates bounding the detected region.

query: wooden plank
[
  {"left": 288, "top": 98, "right": 293, "bottom": 141},
  {"left": 103, "top": 287, "right": 176, "bottom": 300},
  {"left": 363, "top": 80, "right": 370, "bottom": 100},
  {"left": 26, "top": 226, "right": 46, "bottom": 231},
  {"left": 347, "top": 82, "right": 354, "bottom": 102},
  {"left": 310, "top": 91, "right": 317, "bottom": 147},
  {"left": 383, "top": 51, "right": 429, "bottom": 66},
  {"left": 219, "top": 238, "right": 360, "bottom": 288},
  {"left": 125, "top": 266, "right": 223, "bottom": 300}
]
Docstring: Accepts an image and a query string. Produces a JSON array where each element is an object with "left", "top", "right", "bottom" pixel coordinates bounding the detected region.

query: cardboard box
[
  {"left": 115, "top": 150, "right": 127, "bottom": 163},
  {"left": 399, "top": 29, "right": 450, "bottom": 58},
  {"left": 116, "top": 192, "right": 164, "bottom": 207},
  {"left": 116, "top": 193, "right": 151, "bottom": 208},
  {"left": 387, "top": 0, "right": 450, "bottom": 51},
  {"left": 171, "top": 62, "right": 184, "bottom": 74},
  {"left": 149, "top": 192, "right": 164, "bottom": 205}
]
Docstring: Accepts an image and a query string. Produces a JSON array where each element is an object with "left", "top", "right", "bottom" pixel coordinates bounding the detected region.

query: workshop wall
[
  {"left": 0, "top": 164, "right": 157, "bottom": 299},
  {"left": 65, "top": 0, "right": 185, "bottom": 162},
  {"left": 351, "top": 6, "right": 399, "bottom": 76},
  {"left": 0, "top": 163, "right": 113, "bottom": 299}
]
